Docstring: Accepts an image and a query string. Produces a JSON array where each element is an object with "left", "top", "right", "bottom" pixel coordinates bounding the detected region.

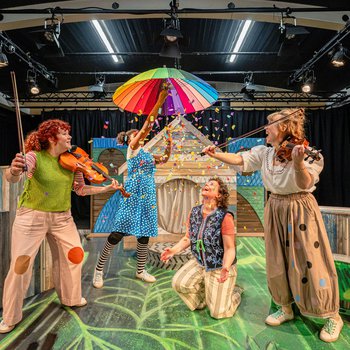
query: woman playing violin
[
  {"left": 93, "top": 86, "right": 172, "bottom": 287},
  {"left": 0, "top": 119, "right": 120, "bottom": 334},
  {"left": 203, "top": 108, "right": 343, "bottom": 342}
]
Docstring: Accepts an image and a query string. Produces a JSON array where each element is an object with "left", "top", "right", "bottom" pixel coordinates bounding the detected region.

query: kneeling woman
[{"left": 161, "top": 178, "right": 242, "bottom": 319}]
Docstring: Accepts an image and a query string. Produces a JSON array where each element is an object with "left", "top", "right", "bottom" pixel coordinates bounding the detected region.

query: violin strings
[{"left": 214, "top": 108, "right": 303, "bottom": 151}]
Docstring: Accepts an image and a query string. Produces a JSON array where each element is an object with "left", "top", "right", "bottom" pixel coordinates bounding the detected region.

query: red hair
[{"left": 25, "top": 119, "right": 71, "bottom": 152}]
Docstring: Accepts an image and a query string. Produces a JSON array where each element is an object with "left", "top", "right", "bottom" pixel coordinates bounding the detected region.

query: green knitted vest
[{"left": 19, "top": 150, "right": 74, "bottom": 212}]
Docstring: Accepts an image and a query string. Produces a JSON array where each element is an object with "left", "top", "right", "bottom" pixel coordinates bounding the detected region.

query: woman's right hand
[
  {"left": 160, "top": 247, "right": 175, "bottom": 262},
  {"left": 104, "top": 179, "right": 122, "bottom": 192},
  {"left": 202, "top": 145, "right": 216, "bottom": 157},
  {"left": 10, "top": 153, "right": 26, "bottom": 175}
]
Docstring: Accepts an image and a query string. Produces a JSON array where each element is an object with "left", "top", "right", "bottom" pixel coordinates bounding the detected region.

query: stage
[{"left": 0, "top": 237, "right": 349, "bottom": 350}]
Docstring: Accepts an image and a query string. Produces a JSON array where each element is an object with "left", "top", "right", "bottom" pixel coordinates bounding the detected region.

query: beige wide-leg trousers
[
  {"left": 264, "top": 192, "right": 339, "bottom": 318},
  {"left": 172, "top": 258, "right": 241, "bottom": 319},
  {"left": 2, "top": 208, "right": 84, "bottom": 326}
]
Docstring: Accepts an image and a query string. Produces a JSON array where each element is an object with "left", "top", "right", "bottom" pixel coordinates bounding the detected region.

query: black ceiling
[{"left": 0, "top": 1, "right": 350, "bottom": 101}]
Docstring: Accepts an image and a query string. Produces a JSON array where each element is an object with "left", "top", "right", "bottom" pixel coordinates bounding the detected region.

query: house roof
[{"left": 118, "top": 115, "right": 225, "bottom": 175}]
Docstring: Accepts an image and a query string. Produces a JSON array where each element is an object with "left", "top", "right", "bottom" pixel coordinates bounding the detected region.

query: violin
[
  {"left": 59, "top": 146, "right": 130, "bottom": 198},
  {"left": 275, "top": 136, "right": 321, "bottom": 163}
]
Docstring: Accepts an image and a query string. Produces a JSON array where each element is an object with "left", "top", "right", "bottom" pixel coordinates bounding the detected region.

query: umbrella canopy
[{"left": 113, "top": 67, "right": 218, "bottom": 115}]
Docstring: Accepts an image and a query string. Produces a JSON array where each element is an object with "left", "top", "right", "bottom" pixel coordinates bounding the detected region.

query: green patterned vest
[{"left": 19, "top": 150, "right": 74, "bottom": 212}]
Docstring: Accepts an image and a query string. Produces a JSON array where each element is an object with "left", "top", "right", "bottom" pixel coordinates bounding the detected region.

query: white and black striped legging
[{"left": 96, "top": 232, "right": 149, "bottom": 274}]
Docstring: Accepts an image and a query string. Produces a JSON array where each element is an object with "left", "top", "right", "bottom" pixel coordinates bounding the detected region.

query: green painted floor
[{"left": 1, "top": 237, "right": 349, "bottom": 350}]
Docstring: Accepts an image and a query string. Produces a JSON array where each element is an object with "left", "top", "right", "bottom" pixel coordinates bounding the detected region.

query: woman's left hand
[
  {"left": 217, "top": 267, "right": 229, "bottom": 283},
  {"left": 291, "top": 144, "right": 305, "bottom": 165}
]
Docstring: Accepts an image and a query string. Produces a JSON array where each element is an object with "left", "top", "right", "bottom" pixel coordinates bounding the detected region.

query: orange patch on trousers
[
  {"left": 68, "top": 247, "right": 84, "bottom": 264},
  {"left": 14, "top": 255, "right": 31, "bottom": 274}
]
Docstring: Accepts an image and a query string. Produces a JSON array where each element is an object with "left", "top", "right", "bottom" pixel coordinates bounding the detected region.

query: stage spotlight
[
  {"left": 301, "top": 71, "right": 315, "bottom": 93},
  {"left": 160, "top": 26, "right": 183, "bottom": 43},
  {"left": 0, "top": 42, "right": 9, "bottom": 68},
  {"left": 159, "top": 0, "right": 183, "bottom": 59},
  {"left": 330, "top": 45, "right": 349, "bottom": 67},
  {"left": 89, "top": 75, "right": 106, "bottom": 99},
  {"left": 27, "top": 70, "right": 40, "bottom": 95},
  {"left": 240, "top": 73, "right": 256, "bottom": 101},
  {"left": 241, "top": 87, "right": 255, "bottom": 101},
  {"left": 159, "top": 26, "right": 183, "bottom": 58},
  {"left": 30, "top": 82, "right": 40, "bottom": 95},
  {"left": 31, "top": 13, "right": 65, "bottom": 57},
  {"left": 301, "top": 82, "right": 312, "bottom": 93},
  {"left": 278, "top": 24, "right": 309, "bottom": 57}
]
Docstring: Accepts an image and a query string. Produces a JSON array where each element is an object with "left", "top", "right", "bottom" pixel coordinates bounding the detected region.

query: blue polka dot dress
[{"left": 112, "top": 147, "right": 158, "bottom": 238}]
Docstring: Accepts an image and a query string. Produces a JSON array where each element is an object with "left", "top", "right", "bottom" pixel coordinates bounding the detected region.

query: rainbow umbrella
[{"left": 113, "top": 67, "right": 218, "bottom": 115}]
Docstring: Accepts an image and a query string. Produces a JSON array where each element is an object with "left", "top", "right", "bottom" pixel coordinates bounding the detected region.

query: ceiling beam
[{"left": 0, "top": 0, "right": 348, "bottom": 31}]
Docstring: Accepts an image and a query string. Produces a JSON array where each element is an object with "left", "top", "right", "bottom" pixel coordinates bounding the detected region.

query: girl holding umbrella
[{"left": 93, "top": 85, "right": 173, "bottom": 287}]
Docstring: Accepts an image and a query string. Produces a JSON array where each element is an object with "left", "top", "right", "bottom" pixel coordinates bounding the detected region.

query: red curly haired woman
[{"left": 0, "top": 119, "right": 120, "bottom": 334}]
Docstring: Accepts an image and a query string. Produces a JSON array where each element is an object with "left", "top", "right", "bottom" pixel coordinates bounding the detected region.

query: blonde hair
[
  {"left": 267, "top": 108, "right": 306, "bottom": 140},
  {"left": 116, "top": 129, "right": 138, "bottom": 145}
]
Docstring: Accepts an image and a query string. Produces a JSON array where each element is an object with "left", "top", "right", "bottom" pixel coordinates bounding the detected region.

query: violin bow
[
  {"left": 200, "top": 108, "right": 303, "bottom": 156},
  {"left": 10, "top": 71, "right": 27, "bottom": 171}
]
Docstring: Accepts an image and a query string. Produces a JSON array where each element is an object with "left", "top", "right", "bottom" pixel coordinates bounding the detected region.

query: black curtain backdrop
[{"left": 1, "top": 106, "right": 349, "bottom": 225}]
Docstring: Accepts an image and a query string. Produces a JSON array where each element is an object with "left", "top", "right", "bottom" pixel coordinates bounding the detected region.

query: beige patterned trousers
[
  {"left": 172, "top": 258, "right": 242, "bottom": 319},
  {"left": 264, "top": 192, "right": 339, "bottom": 318}
]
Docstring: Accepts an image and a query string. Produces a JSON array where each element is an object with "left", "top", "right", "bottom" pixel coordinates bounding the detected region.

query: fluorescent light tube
[
  {"left": 92, "top": 19, "right": 119, "bottom": 63},
  {"left": 229, "top": 20, "right": 252, "bottom": 63}
]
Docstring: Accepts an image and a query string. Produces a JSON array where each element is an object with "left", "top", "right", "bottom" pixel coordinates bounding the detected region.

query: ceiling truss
[{"left": 16, "top": 90, "right": 348, "bottom": 108}]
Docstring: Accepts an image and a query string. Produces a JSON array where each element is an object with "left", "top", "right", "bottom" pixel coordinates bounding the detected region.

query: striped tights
[{"left": 96, "top": 232, "right": 149, "bottom": 274}]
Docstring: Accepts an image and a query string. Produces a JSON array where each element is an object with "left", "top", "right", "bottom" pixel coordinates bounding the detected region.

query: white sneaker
[
  {"left": 265, "top": 309, "right": 294, "bottom": 326},
  {"left": 93, "top": 269, "right": 104, "bottom": 288},
  {"left": 0, "top": 320, "right": 15, "bottom": 334},
  {"left": 135, "top": 270, "right": 156, "bottom": 283},
  {"left": 320, "top": 317, "right": 344, "bottom": 342}
]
